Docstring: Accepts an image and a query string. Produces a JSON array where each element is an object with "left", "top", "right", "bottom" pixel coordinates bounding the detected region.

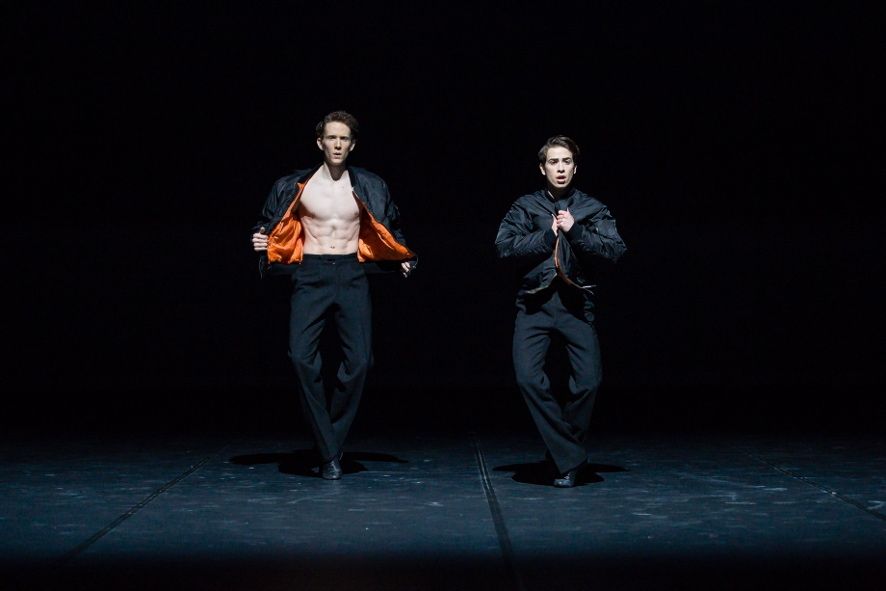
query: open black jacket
[
  {"left": 495, "top": 187, "right": 626, "bottom": 296},
  {"left": 254, "top": 165, "right": 414, "bottom": 276}
]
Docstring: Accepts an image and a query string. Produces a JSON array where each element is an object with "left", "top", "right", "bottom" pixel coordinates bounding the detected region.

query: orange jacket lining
[{"left": 267, "top": 184, "right": 413, "bottom": 264}]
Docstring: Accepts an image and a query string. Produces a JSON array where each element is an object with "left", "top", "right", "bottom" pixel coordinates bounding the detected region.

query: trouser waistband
[{"left": 301, "top": 253, "right": 359, "bottom": 264}]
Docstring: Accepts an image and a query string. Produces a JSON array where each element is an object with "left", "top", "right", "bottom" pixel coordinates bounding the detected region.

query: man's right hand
[{"left": 252, "top": 226, "right": 269, "bottom": 252}]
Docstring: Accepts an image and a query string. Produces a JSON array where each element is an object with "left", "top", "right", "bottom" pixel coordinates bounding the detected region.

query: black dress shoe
[
  {"left": 553, "top": 461, "right": 585, "bottom": 488},
  {"left": 553, "top": 470, "right": 577, "bottom": 488},
  {"left": 320, "top": 452, "right": 343, "bottom": 480}
]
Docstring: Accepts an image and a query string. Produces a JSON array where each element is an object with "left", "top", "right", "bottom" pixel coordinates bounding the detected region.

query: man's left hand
[
  {"left": 401, "top": 261, "right": 415, "bottom": 278},
  {"left": 556, "top": 209, "right": 574, "bottom": 232}
]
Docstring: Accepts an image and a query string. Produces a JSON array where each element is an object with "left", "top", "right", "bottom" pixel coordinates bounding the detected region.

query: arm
[
  {"left": 251, "top": 182, "right": 283, "bottom": 253},
  {"left": 380, "top": 180, "right": 409, "bottom": 248},
  {"left": 252, "top": 179, "right": 288, "bottom": 236},
  {"left": 379, "top": 180, "right": 416, "bottom": 277},
  {"left": 495, "top": 203, "right": 557, "bottom": 260},
  {"left": 560, "top": 206, "right": 627, "bottom": 263}
]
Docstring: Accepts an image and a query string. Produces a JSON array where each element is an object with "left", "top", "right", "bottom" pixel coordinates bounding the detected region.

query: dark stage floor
[{"left": 2, "top": 431, "right": 884, "bottom": 590}]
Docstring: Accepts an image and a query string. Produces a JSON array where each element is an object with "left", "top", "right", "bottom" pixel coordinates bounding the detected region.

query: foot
[
  {"left": 553, "top": 461, "right": 585, "bottom": 488},
  {"left": 320, "top": 451, "right": 343, "bottom": 480}
]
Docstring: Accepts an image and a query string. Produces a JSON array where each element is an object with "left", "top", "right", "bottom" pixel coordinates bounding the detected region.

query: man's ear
[
  {"left": 539, "top": 163, "right": 546, "bottom": 176},
  {"left": 316, "top": 137, "right": 323, "bottom": 151},
  {"left": 573, "top": 164, "right": 578, "bottom": 176},
  {"left": 349, "top": 140, "right": 357, "bottom": 153}
]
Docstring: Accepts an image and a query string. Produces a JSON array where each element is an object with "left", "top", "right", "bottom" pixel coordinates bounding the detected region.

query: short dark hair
[
  {"left": 538, "top": 135, "right": 580, "bottom": 163},
  {"left": 315, "top": 111, "right": 360, "bottom": 140}
]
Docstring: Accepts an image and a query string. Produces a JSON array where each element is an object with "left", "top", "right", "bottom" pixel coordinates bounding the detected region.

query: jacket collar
[
  {"left": 295, "top": 164, "right": 365, "bottom": 194},
  {"left": 544, "top": 185, "right": 577, "bottom": 203}
]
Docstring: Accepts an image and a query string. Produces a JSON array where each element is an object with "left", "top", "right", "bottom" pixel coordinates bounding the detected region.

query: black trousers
[
  {"left": 513, "top": 282, "right": 602, "bottom": 475},
  {"left": 289, "top": 254, "right": 372, "bottom": 462}
]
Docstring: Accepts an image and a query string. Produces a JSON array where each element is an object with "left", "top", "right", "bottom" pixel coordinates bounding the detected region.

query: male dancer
[
  {"left": 495, "top": 136, "right": 626, "bottom": 487},
  {"left": 252, "top": 111, "right": 415, "bottom": 480}
]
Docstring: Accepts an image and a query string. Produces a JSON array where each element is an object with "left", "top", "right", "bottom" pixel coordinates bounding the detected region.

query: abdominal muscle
[{"left": 297, "top": 178, "right": 361, "bottom": 255}]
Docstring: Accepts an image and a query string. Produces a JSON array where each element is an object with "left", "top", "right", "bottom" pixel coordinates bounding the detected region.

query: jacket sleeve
[
  {"left": 252, "top": 179, "right": 290, "bottom": 278},
  {"left": 495, "top": 202, "right": 557, "bottom": 259},
  {"left": 252, "top": 180, "right": 285, "bottom": 234},
  {"left": 562, "top": 206, "right": 627, "bottom": 262},
  {"left": 380, "top": 179, "right": 410, "bottom": 249}
]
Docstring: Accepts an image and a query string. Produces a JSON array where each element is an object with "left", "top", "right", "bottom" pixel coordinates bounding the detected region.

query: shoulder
[
  {"left": 349, "top": 167, "right": 393, "bottom": 208},
  {"left": 499, "top": 192, "right": 546, "bottom": 226},
  {"left": 349, "top": 166, "right": 387, "bottom": 188},
  {"left": 510, "top": 190, "right": 547, "bottom": 210},
  {"left": 572, "top": 189, "right": 609, "bottom": 214},
  {"left": 272, "top": 169, "right": 313, "bottom": 192}
]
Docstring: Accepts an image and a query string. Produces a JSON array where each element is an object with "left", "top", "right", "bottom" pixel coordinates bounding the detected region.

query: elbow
[
  {"left": 610, "top": 243, "right": 627, "bottom": 263},
  {"left": 494, "top": 240, "right": 511, "bottom": 259}
]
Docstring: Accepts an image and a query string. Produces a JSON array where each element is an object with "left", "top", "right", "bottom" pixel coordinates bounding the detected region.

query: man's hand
[
  {"left": 551, "top": 214, "right": 559, "bottom": 236},
  {"left": 252, "top": 226, "right": 268, "bottom": 252},
  {"left": 400, "top": 261, "right": 414, "bottom": 278},
  {"left": 555, "top": 209, "right": 574, "bottom": 233}
]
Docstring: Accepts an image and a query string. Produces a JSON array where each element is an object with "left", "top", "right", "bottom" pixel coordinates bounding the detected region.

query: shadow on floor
[
  {"left": 493, "top": 460, "right": 627, "bottom": 487},
  {"left": 6, "top": 552, "right": 884, "bottom": 591},
  {"left": 229, "top": 449, "right": 409, "bottom": 478}
]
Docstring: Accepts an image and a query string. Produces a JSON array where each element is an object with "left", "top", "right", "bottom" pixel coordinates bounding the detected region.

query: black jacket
[
  {"left": 254, "top": 165, "right": 414, "bottom": 276},
  {"left": 495, "top": 187, "right": 626, "bottom": 296}
]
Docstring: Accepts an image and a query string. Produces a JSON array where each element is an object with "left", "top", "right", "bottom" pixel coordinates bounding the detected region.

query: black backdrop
[{"left": 5, "top": 3, "right": 882, "bottom": 434}]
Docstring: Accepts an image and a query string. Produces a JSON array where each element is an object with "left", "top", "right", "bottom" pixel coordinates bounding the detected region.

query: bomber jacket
[
  {"left": 254, "top": 165, "right": 415, "bottom": 276},
  {"left": 495, "top": 186, "right": 626, "bottom": 296}
]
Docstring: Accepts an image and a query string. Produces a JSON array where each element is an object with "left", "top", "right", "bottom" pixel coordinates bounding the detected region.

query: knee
[
  {"left": 572, "top": 371, "right": 602, "bottom": 395},
  {"left": 345, "top": 354, "right": 371, "bottom": 377},
  {"left": 288, "top": 349, "right": 317, "bottom": 376},
  {"left": 514, "top": 364, "right": 543, "bottom": 391}
]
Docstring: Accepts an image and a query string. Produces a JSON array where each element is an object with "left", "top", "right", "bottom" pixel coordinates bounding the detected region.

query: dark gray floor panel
[
  {"left": 2, "top": 432, "right": 884, "bottom": 590},
  {"left": 0, "top": 435, "right": 226, "bottom": 563}
]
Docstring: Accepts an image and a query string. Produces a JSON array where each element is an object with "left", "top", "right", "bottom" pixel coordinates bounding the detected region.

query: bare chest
[{"left": 298, "top": 177, "right": 360, "bottom": 223}]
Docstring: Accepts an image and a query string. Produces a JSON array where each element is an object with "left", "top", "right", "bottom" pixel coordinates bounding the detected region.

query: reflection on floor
[{"left": 2, "top": 431, "right": 884, "bottom": 590}]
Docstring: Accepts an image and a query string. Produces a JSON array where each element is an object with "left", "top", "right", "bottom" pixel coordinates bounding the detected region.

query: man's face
[
  {"left": 316, "top": 121, "right": 356, "bottom": 166},
  {"left": 539, "top": 146, "right": 577, "bottom": 190}
]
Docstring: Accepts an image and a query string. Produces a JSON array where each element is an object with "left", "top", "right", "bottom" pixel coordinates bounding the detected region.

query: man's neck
[
  {"left": 546, "top": 185, "right": 570, "bottom": 200},
  {"left": 319, "top": 161, "right": 348, "bottom": 182}
]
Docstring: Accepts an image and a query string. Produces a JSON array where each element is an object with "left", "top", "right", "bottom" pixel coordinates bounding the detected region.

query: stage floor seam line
[
  {"left": 56, "top": 446, "right": 227, "bottom": 565},
  {"left": 473, "top": 435, "right": 527, "bottom": 591},
  {"left": 740, "top": 449, "right": 886, "bottom": 524}
]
